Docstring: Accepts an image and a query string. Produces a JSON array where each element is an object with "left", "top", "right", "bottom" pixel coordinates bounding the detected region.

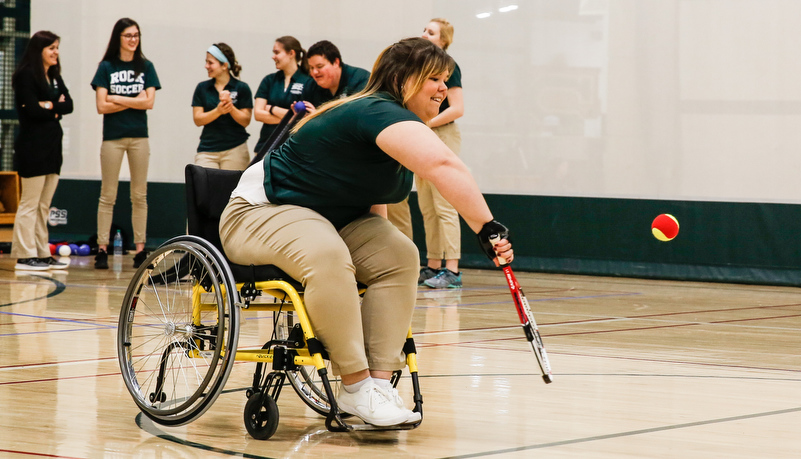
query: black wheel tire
[{"left": 244, "top": 392, "right": 279, "bottom": 440}]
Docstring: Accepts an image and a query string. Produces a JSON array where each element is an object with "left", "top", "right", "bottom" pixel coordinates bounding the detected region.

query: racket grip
[{"left": 489, "top": 235, "right": 508, "bottom": 265}]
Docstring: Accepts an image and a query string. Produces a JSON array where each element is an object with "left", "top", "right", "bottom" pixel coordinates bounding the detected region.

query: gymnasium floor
[{"left": 0, "top": 253, "right": 799, "bottom": 458}]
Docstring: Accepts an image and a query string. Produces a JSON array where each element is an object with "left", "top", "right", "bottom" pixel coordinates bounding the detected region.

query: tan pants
[
  {"left": 386, "top": 197, "right": 413, "bottom": 240},
  {"left": 11, "top": 174, "right": 59, "bottom": 259},
  {"left": 194, "top": 142, "right": 251, "bottom": 171},
  {"left": 97, "top": 138, "right": 150, "bottom": 246},
  {"left": 220, "top": 198, "right": 419, "bottom": 375},
  {"left": 416, "top": 122, "right": 462, "bottom": 260}
]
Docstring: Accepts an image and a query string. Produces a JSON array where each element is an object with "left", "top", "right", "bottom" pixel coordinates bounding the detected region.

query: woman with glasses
[
  {"left": 191, "top": 42, "right": 252, "bottom": 170},
  {"left": 90, "top": 17, "right": 161, "bottom": 270},
  {"left": 11, "top": 30, "right": 73, "bottom": 271}
]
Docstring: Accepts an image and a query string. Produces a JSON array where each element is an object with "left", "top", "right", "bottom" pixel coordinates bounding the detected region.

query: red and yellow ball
[{"left": 652, "top": 214, "right": 679, "bottom": 241}]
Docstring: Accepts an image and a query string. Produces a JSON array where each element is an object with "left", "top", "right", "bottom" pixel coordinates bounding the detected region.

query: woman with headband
[
  {"left": 91, "top": 17, "right": 161, "bottom": 270},
  {"left": 191, "top": 43, "right": 253, "bottom": 170}
]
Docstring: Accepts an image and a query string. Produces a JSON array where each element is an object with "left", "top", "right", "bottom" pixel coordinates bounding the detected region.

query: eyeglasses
[{"left": 121, "top": 33, "right": 141, "bottom": 40}]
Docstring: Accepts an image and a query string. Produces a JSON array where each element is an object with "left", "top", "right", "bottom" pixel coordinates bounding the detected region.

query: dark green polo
[
  {"left": 264, "top": 92, "right": 422, "bottom": 229},
  {"left": 91, "top": 59, "right": 161, "bottom": 140},
  {"left": 307, "top": 63, "right": 370, "bottom": 107},
  {"left": 440, "top": 61, "right": 462, "bottom": 113},
  {"left": 191, "top": 78, "right": 253, "bottom": 152},
  {"left": 254, "top": 70, "right": 314, "bottom": 152}
]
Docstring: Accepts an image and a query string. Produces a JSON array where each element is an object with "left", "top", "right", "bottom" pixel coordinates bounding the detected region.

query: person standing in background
[
  {"left": 11, "top": 31, "right": 73, "bottom": 271},
  {"left": 305, "top": 40, "right": 369, "bottom": 107},
  {"left": 253, "top": 36, "right": 313, "bottom": 154},
  {"left": 192, "top": 43, "right": 252, "bottom": 169},
  {"left": 389, "top": 18, "right": 465, "bottom": 289},
  {"left": 91, "top": 17, "right": 160, "bottom": 270}
]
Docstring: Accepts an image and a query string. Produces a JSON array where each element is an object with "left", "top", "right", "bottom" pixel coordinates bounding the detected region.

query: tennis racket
[{"left": 490, "top": 236, "right": 553, "bottom": 384}]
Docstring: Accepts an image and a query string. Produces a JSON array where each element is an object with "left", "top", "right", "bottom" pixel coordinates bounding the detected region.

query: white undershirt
[{"left": 230, "top": 159, "right": 269, "bottom": 204}]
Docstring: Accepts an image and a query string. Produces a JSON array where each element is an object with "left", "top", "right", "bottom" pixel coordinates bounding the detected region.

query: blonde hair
[
  {"left": 293, "top": 37, "right": 453, "bottom": 132},
  {"left": 430, "top": 18, "right": 454, "bottom": 50}
]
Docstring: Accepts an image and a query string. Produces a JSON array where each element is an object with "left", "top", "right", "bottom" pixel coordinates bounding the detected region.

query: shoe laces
[
  {"left": 383, "top": 386, "right": 404, "bottom": 407},
  {"left": 366, "top": 384, "right": 392, "bottom": 412}
]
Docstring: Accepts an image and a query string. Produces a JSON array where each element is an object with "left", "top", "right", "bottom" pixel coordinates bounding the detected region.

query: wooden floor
[{"left": 1, "top": 253, "right": 800, "bottom": 458}]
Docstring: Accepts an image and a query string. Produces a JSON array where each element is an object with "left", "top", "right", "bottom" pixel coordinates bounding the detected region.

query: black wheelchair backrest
[{"left": 185, "top": 164, "right": 244, "bottom": 254}]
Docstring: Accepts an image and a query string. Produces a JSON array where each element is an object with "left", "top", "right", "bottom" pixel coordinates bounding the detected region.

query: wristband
[{"left": 269, "top": 105, "right": 275, "bottom": 115}]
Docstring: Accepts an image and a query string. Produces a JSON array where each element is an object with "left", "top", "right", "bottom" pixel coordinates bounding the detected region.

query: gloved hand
[{"left": 477, "top": 220, "right": 510, "bottom": 261}]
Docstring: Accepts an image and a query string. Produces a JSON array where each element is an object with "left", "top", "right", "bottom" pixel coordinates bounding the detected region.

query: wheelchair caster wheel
[
  {"left": 246, "top": 389, "right": 254, "bottom": 398},
  {"left": 244, "top": 392, "right": 279, "bottom": 440},
  {"left": 149, "top": 392, "right": 166, "bottom": 404}
]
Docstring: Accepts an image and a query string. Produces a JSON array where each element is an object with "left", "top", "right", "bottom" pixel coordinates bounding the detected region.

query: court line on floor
[
  {"left": 0, "top": 275, "right": 66, "bottom": 309},
  {"left": 136, "top": 413, "right": 278, "bottom": 459},
  {"left": 0, "top": 449, "right": 84, "bottom": 459},
  {"left": 439, "top": 405, "right": 801, "bottom": 459}
]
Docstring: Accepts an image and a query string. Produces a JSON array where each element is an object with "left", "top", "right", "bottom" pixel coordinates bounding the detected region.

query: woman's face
[
  {"left": 404, "top": 70, "right": 449, "bottom": 122},
  {"left": 120, "top": 25, "right": 140, "bottom": 54},
  {"left": 41, "top": 40, "right": 59, "bottom": 69},
  {"left": 205, "top": 53, "right": 227, "bottom": 79},
  {"left": 272, "top": 42, "right": 294, "bottom": 70},
  {"left": 422, "top": 22, "right": 445, "bottom": 49}
]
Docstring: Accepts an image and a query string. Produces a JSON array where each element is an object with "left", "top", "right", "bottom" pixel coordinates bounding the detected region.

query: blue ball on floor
[
  {"left": 77, "top": 244, "right": 91, "bottom": 256},
  {"left": 68, "top": 243, "right": 79, "bottom": 254}
]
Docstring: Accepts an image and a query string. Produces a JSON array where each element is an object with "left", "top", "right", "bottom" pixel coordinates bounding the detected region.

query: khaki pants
[
  {"left": 194, "top": 142, "right": 250, "bottom": 171},
  {"left": 416, "top": 122, "right": 462, "bottom": 260},
  {"left": 386, "top": 197, "right": 413, "bottom": 240},
  {"left": 97, "top": 138, "right": 150, "bottom": 245},
  {"left": 11, "top": 174, "right": 59, "bottom": 259},
  {"left": 220, "top": 198, "right": 419, "bottom": 375}
]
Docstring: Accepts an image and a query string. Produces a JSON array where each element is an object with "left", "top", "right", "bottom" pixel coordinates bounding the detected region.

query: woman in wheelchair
[{"left": 219, "top": 37, "right": 514, "bottom": 427}]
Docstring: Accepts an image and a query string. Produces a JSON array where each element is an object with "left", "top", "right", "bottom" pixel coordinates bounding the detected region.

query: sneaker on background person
[
  {"left": 14, "top": 258, "right": 51, "bottom": 271},
  {"left": 133, "top": 249, "right": 149, "bottom": 269},
  {"left": 94, "top": 249, "right": 108, "bottom": 270},
  {"left": 42, "top": 257, "right": 69, "bottom": 269},
  {"left": 417, "top": 266, "right": 438, "bottom": 285},
  {"left": 423, "top": 268, "right": 462, "bottom": 289}
]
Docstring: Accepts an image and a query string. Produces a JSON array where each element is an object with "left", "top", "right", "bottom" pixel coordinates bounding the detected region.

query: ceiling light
[
  {"left": 498, "top": 5, "right": 518, "bottom": 13},
  {"left": 476, "top": 12, "right": 492, "bottom": 19}
]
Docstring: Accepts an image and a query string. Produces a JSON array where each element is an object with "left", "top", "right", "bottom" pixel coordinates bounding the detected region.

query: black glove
[{"left": 477, "top": 220, "right": 510, "bottom": 261}]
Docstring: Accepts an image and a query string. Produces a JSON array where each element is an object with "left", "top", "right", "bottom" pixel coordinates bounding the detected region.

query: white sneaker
[
  {"left": 375, "top": 381, "right": 421, "bottom": 423},
  {"left": 337, "top": 380, "right": 413, "bottom": 427}
]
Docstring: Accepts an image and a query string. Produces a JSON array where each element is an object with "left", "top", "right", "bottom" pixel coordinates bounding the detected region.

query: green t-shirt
[
  {"left": 191, "top": 78, "right": 253, "bottom": 152},
  {"left": 91, "top": 59, "right": 161, "bottom": 140},
  {"left": 440, "top": 61, "right": 462, "bottom": 113},
  {"left": 264, "top": 93, "right": 422, "bottom": 229},
  {"left": 254, "top": 70, "right": 314, "bottom": 152},
  {"left": 307, "top": 63, "right": 370, "bottom": 107}
]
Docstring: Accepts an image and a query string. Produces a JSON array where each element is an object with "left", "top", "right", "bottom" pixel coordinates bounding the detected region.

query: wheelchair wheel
[
  {"left": 244, "top": 392, "right": 280, "bottom": 440},
  {"left": 117, "top": 235, "right": 240, "bottom": 426}
]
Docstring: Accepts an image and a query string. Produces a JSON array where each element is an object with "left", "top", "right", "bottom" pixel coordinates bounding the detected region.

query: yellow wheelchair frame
[{"left": 116, "top": 235, "right": 423, "bottom": 440}]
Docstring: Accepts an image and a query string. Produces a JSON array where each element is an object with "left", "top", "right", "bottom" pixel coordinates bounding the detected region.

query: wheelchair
[{"left": 116, "top": 163, "right": 424, "bottom": 440}]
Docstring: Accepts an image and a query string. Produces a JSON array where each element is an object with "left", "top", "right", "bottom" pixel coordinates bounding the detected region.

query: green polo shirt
[
  {"left": 440, "top": 61, "right": 462, "bottom": 113},
  {"left": 264, "top": 92, "right": 422, "bottom": 229},
  {"left": 191, "top": 78, "right": 253, "bottom": 152},
  {"left": 307, "top": 63, "right": 370, "bottom": 107},
  {"left": 254, "top": 70, "right": 314, "bottom": 152},
  {"left": 91, "top": 59, "right": 161, "bottom": 140}
]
